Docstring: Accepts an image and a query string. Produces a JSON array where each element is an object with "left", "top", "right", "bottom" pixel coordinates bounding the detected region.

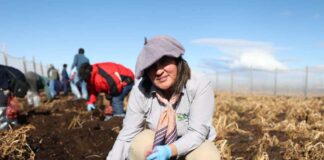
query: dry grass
[
  {"left": 213, "top": 93, "right": 324, "bottom": 160},
  {"left": 0, "top": 125, "right": 36, "bottom": 160},
  {"left": 68, "top": 114, "right": 87, "bottom": 130},
  {"left": 2, "top": 93, "right": 323, "bottom": 159}
]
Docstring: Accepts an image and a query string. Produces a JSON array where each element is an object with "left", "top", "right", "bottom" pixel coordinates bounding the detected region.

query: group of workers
[
  {"left": 0, "top": 47, "right": 134, "bottom": 127},
  {"left": 0, "top": 35, "right": 221, "bottom": 160}
]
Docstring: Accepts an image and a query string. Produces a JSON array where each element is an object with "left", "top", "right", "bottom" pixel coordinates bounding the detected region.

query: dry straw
[
  {"left": 1, "top": 92, "right": 323, "bottom": 159},
  {"left": 68, "top": 114, "right": 87, "bottom": 130},
  {"left": 213, "top": 93, "right": 324, "bottom": 160},
  {"left": 0, "top": 125, "right": 36, "bottom": 160}
]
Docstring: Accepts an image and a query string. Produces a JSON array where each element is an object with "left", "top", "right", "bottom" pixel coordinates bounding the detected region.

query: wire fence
[
  {"left": 1, "top": 44, "right": 323, "bottom": 97},
  {"left": 208, "top": 66, "right": 324, "bottom": 97},
  {"left": 0, "top": 46, "right": 49, "bottom": 77}
]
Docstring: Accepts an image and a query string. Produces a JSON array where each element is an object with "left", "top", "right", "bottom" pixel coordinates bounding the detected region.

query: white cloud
[
  {"left": 192, "top": 38, "right": 288, "bottom": 71},
  {"left": 230, "top": 50, "right": 287, "bottom": 70}
]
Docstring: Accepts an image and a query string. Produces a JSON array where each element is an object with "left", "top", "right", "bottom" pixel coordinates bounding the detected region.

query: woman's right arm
[{"left": 107, "top": 83, "right": 147, "bottom": 160}]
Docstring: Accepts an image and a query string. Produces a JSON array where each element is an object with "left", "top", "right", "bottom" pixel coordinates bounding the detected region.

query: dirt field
[
  {"left": 214, "top": 94, "right": 324, "bottom": 160},
  {"left": 1, "top": 93, "right": 323, "bottom": 160},
  {"left": 1, "top": 95, "right": 123, "bottom": 160}
]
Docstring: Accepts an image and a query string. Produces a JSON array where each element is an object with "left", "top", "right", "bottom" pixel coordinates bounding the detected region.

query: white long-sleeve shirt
[{"left": 107, "top": 72, "right": 216, "bottom": 160}]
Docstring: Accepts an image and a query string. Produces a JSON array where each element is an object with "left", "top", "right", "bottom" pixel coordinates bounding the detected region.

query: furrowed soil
[
  {"left": 12, "top": 95, "right": 123, "bottom": 160},
  {"left": 1, "top": 93, "right": 323, "bottom": 160}
]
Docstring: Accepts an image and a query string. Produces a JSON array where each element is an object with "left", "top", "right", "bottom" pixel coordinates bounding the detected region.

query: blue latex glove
[
  {"left": 87, "top": 104, "right": 95, "bottom": 111},
  {"left": 147, "top": 145, "right": 172, "bottom": 160}
]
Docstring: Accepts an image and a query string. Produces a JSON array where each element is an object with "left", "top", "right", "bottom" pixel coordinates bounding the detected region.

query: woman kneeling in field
[{"left": 107, "top": 35, "right": 220, "bottom": 160}]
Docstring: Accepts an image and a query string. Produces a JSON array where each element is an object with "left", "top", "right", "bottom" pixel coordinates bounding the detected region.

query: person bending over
[
  {"left": 79, "top": 62, "right": 134, "bottom": 120},
  {"left": 0, "top": 64, "right": 29, "bottom": 130}
]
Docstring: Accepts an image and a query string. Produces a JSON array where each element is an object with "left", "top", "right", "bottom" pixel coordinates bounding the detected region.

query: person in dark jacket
[
  {"left": 0, "top": 64, "right": 29, "bottom": 130},
  {"left": 61, "top": 64, "right": 70, "bottom": 96},
  {"left": 79, "top": 62, "right": 134, "bottom": 120},
  {"left": 25, "top": 71, "right": 51, "bottom": 107},
  {"left": 71, "top": 48, "right": 90, "bottom": 99}
]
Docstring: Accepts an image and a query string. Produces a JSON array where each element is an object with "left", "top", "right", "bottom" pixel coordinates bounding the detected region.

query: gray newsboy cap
[{"left": 135, "top": 35, "right": 185, "bottom": 79}]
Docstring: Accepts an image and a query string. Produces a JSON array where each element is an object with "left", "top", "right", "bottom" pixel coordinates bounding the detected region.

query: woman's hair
[
  {"left": 78, "top": 62, "right": 92, "bottom": 82},
  {"left": 142, "top": 56, "right": 191, "bottom": 94}
]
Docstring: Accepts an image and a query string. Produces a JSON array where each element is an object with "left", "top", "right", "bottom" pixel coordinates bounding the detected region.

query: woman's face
[{"left": 147, "top": 56, "right": 177, "bottom": 91}]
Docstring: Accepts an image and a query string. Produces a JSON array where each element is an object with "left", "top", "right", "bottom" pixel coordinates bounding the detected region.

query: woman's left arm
[
  {"left": 173, "top": 78, "right": 215, "bottom": 156},
  {"left": 107, "top": 82, "right": 147, "bottom": 159}
]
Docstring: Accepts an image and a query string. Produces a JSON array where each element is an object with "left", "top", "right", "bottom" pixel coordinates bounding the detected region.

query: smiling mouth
[{"left": 157, "top": 76, "right": 168, "bottom": 82}]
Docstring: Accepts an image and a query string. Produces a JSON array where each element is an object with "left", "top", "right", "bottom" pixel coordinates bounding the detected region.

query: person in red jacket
[
  {"left": 79, "top": 62, "right": 134, "bottom": 120},
  {"left": 1, "top": 64, "right": 29, "bottom": 130}
]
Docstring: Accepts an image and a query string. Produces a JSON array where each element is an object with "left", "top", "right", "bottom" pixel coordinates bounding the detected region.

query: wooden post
[
  {"left": 22, "top": 57, "right": 27, "bottom": 74},
  {"left": 250, "top": 67, "right": 253, "bottom": 94},
  {"left": 1, "top": 44, "right": 8, "bottom": 66},
  {"left": 215, "top": 71, "right": 218, "bottom": 93},
  {"left": 3, "top": 52, "right": 8, "bottom": 66},
  {"left": 230, "top": 70, "right": 234, "bottom": 95},
  {"left": 40, "top": 62, "right": 44, "bottom": 76},
  {"left": 274, "top": 68, "right": 278, "bottom": 96},
  {"left": 304, "top": 66, "right": 309, "bottom": 98},
  {"left": 33, "top": 56, "right": 37, "bottom": 72}
]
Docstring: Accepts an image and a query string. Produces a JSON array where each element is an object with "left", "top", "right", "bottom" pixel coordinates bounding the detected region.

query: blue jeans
[
  {"left": 70, "top": 81, "right": 81, "bottom": 99},
  {"left": 72, "top": 73, "right": 88, "bottom": 99},
  {"left": 49, "top": 80, "right": 57, "bottom": 98},
  {"left": 112, "top": 82, "right": 134, "bottom": 115},
  {"left": 62, "top": 80, "right": 69, "bottom": 95},
  {"left": 80, "top": 80, "right": 88, "bottom": 99}
]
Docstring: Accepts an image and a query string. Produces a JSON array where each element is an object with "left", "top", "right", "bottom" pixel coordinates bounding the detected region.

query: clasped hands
[{"left": 146, "top": 145, "right": 172, "bottom": 160}]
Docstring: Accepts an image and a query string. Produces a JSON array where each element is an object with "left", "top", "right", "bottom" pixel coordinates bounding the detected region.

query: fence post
[
  {"left": 0, "top": 44, "right": 3, "bottom": 55},
  {"left": 3, "top": 52, "right": 8, "bottom": 66},
  {"left": 250, "top": 67, "right": 253, "bottom": 94},
  {"left": 230, "top": 70, "right": 234, "bottom": 95},
  {"left": 22, "top": 57, "right": 27, "bottom": 74},
  {"left": 4, "top": 46, "right": 8, "bottom": 66},
  {"left": 215, "top": 71, "right": 218, "bottom": 94},
  {"left": 40, "top": 62, "right": 44, "bottom": 76},
  {"left": 33, "top": 56, "right": 37, "bottom": 73},
  {"left": 0, "top": 44, "right": 3, "bottom": 52},
  {"left": 274, "top": 68, "right": 278, "bottom": 96},
  {"left": 1, "top": 44, "right": 6, "bottom": 54},
  {"left": 304, "top": 66, "right": 309, "bottom": 98}
]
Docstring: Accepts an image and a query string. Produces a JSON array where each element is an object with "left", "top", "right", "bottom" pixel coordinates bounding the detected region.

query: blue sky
[{"left": 1, "top": 0, "right": 324, "bottom": 73}]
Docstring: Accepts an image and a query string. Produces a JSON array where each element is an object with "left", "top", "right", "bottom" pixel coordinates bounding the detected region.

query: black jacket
[{"left": 0, "top": 64, "right": 28, "bottom": 90}]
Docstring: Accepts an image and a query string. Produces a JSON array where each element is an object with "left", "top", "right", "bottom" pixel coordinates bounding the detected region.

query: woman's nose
[{"left": 155, "top": 63, "right": 164, "bottom": 76}]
